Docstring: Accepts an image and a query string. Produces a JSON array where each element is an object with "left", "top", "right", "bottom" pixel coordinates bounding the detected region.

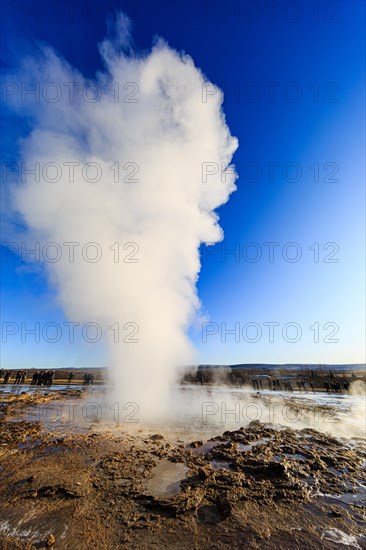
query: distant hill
[{"left": 198, "top": 363, "right": 365, "bottom": 371}]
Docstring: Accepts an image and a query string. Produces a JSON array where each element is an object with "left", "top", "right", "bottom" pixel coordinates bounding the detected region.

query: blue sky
[{"left": 1, "top": 0, "right": 365, "bottom": 367}]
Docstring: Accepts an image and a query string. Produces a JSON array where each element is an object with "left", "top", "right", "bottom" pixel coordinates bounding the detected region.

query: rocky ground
[{"left": 0, "top": 391, "right": 365, "bottom": 549}]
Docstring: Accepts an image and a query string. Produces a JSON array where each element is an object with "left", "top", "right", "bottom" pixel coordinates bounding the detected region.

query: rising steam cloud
[{"left": 10, "top": 14, "right": 238, "bottom": 420}]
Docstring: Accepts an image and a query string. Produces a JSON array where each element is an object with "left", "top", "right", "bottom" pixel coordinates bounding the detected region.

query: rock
[
  {"left": 330, "top": 508, "right": 342, "bottom": 517},
  {"left": 39, "top": 486, "right": 56, "bottom": 497},
  {"left": 116, "top": 478, "right": 131, "bottom": 487},
  {"left": 47, "top": 533, "right": 55, "bottom": 546},
  {"left": 149, "top": 434, "right": 164, "bottom": 441},
  {"left": 216, "top": 494, "right": 232, "bottom": 518},
  {"left": 310, "top": 458, "right": 327, "bottom": 471},
  {"left": 249, "top": 420, "right": 261, "bottom": 428},
  {"left": 197, "top": 466, "right": 213, "bottom": 480},
  {"left": 197, "top": 498, "right": 230, "bottom": 525}
]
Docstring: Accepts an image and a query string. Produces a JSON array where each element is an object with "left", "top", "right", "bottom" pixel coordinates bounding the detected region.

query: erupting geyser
[{"left": 11, "top": 13, "right": 238, "bottom": 421}]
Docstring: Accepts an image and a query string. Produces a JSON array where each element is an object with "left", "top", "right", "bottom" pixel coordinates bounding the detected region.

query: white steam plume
[{"left": 10, "top": 15, "right": 238, "bottom": 421}]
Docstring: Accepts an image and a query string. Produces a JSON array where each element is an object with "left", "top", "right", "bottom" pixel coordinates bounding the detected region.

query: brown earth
[{"left": 0, "top": 391, "right": 365, "bottom": 549}]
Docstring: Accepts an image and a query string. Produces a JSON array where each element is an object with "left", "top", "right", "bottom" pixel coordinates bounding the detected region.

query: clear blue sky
[{"left": 1, "top": 0, "right": 365, "bottom": 368}]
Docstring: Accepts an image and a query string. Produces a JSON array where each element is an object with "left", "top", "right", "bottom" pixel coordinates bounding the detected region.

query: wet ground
[{"left": 0, "top": 388, "right": 365, "bottom": 549}]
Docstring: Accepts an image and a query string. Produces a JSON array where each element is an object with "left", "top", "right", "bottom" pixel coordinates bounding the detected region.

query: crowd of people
[
  {"left": 83, "top": 372, "right": 94, "bottom": 386},
  {"left": 251, "top": 375, "right": 351, "bottom": 394},
  {"left": 0, "top": 369, "right": 28, "bottom": 385},
  {"left": 324, "top": 380, "right": 350, "bottom": 393},
  {"left": 30, "top": 370, "right": 56, "bottom": 387},
  {"left": 0, "top": 369, "right": 95, "bottom": 387},
  {"left": 0, "top": 369, "right": 56, "bottom": 387},
  {"left": 251, "top": 376, "right": 308, "bottom": 392}
]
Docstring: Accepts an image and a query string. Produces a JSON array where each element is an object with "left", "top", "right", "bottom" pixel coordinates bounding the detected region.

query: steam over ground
[{"left": 10, "top": 14, "right": 238, "bottom": 421}]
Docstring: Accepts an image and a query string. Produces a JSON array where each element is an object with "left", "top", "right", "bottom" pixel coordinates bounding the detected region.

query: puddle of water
[
  {"left": 144, "top": 459, "right": 189, "bottom": 497},
  {"left": 17, "top": 439, "right": 42, "bottom": 451},
  {"left": 328, "top": 467, "right": 345, "bottom": 477},
  {"left": 33, "top": 446, "right": 66, "bottom": 459},
  {"left": 16, "top": 435, "right": 68, "bottom": 460},
  {"left": 284, "top": 453, "right": 307, "bottom": 460},
  {"left": 317, "top": 486, "right": 366, "bottom": 506},
  {"left": 237, "top": 437, "right": 271, "bottom": 452},
  {"left": 0, "top": 520, "right": 38, "bottom": 540},
  {"left": 321, "top": 528, "right": 362, "bottom": 549},
  {"left": 237, "top": 443, "right": 252, "bottom": 452},
  {"left": 185, "top": 439, "right": 226, "bottom": 455},
  {"left": 0, "top": 385, "right": 85, "bottom": 396},
  {"left": 336, "top": 492, "right": 366, "bottom": 505},
  {"left": 210, "top": 460, "right": 232, "bottom": 471}
]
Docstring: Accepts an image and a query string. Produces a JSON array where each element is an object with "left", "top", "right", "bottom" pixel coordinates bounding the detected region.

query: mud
[{"left": 0, "top": 391, "right": 365, "bottom": 549}]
